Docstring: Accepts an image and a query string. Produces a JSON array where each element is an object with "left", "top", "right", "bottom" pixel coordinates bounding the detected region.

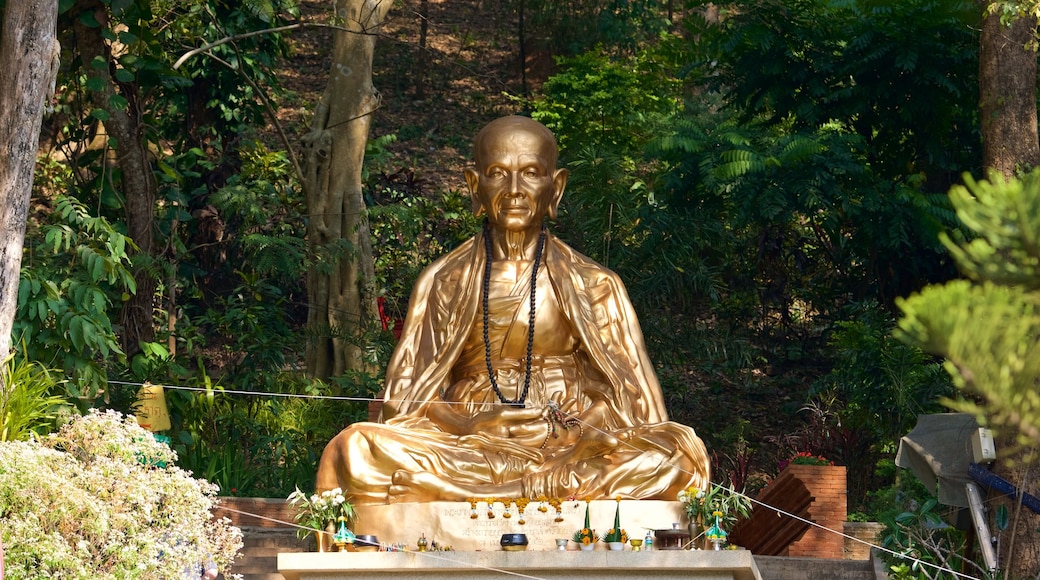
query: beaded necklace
[{"left": 481, "top": 219, "right": 546, "bottom": 408}]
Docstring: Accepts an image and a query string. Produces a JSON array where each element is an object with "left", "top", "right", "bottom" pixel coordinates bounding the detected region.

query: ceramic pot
[
  {"left": 608, "top": 541, "right": 625, "bottom": 551},
  {"left": 578, "top": 543, "right": 595, "bottom": 552}
]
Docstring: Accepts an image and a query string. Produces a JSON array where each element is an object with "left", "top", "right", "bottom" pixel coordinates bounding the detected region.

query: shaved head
[{"left": 472, "top": 116, "right": 559, "bottom": 170}]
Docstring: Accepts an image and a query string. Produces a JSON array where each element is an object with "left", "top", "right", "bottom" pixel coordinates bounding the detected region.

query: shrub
[
  {"left": 0, "top": 353, "right": 73, "bottom": 442},
  {"left": 0, "top": 410, "right": 242, "bottom": 579}
]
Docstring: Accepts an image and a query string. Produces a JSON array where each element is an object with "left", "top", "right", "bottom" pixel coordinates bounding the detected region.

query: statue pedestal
[
  {"left": 277, "top": 550, "right": 762, "bottom": 580},
  {"left": 350, "top": 500, "right": 684, "bottom": 552}
]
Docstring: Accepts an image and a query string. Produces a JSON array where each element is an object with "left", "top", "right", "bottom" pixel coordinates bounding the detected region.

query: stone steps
[
  {"left": 227, "top": 527, "right": 309, "bottom": 580},
  {"left": 755, "top": 554, "right": 883, "bottom": 580}
]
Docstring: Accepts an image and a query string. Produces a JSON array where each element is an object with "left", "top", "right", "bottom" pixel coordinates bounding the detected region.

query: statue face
[{"left": 466, "top": 120, "right": 567, "bottom": 233}]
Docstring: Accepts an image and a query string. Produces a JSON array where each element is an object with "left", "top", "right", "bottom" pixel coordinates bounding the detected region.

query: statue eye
[
  {"left": 487, "top": 168, "right": 506, "bottom": 179},
  {"left": 522, "top": 168, "right": 540, "bottom": 179}
]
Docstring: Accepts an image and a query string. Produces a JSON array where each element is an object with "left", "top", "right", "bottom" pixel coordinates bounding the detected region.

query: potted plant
[
  {"left": 287, "top": 486, "right": 356, "bottom": 552},
  {"left": 781, "top": 451, "right": 834, "bottom": 469},
  {"left": 601, "top": 497, "right": 628, "bottom": 550},
  {"left": 572, "top": 499, "right": 599, "bottom": 551}
]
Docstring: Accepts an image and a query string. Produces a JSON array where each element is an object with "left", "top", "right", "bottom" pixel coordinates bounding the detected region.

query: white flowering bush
[{"left": 0, "top": 410, "right": 242, "bottom": 579}]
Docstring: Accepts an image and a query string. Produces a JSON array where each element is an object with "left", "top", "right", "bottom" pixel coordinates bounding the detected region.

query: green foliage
[
  {"left": 368, "top": 172, "right": 481, "bottom": 324},
  {"left": 897, "top": 171, "right": 1040, "bottom": 454},
  {"left": 941, "top": 172, "right": 1040, "bottom": 289},
  {"left": 522, "top": 0, "right": 673, "bottom": 57},
  {"left": 15, "top": 195, "right": 136, "bottom": 398},
  {"left": 816, "top": 305, "right": 952, "bottom": 442},
  {"left": 877, "top": 481, "right": 989, "bottom": 580},
  {"left": 526, "top": 9, "right": 971, "bottom": 517},
  {"left": 0, "top": 354, "right": 73, "bottom": 442},
  {"left": 0, "top": 410, "right": 242, "bottom": 579},
  {"left": 700, "top": 0, "right": 979, "bottom": 190},
  {"left": 809, "top": 304, "right": 954, "bottom": 509},
  {"left": 164, "top": 372, "right": 371, "bottom": 497},
  {"left": 531, "top": 48, "right": 681, "bottom": 155}
]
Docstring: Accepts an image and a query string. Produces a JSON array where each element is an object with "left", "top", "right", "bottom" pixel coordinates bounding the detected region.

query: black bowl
[
  {"left": 500, "top": 533, "right": 529, "bottom": 551},
  {"left": 355, "top": 534, "right": 380, "bottom": 551}
]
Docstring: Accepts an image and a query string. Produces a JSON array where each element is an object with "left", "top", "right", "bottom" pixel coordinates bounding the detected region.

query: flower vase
[
  {"left": 688, "top": 521, "right": 701, "bottom": 550},
  {"left": 579, "top": 543, "right": 595, "bottom": 552},
  {"left": 315, "top": 521, "right": 336, "bottom": 552},
  {"left": 608, "top": 541, "right": 625, "bottom": 551}
]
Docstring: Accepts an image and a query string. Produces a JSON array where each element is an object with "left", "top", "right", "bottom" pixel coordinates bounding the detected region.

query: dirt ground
[{"left": 275, "top": 0, "right": 529, "bottom": 193}]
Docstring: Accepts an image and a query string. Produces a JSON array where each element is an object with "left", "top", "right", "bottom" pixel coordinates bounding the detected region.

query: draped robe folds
[{"left": 316, "top": 232, "right": 711, "bottom": 504}]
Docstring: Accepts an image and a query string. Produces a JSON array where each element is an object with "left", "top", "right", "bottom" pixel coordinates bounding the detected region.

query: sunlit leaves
[
  {"left": 897, "top": 171, "right": 1040, "bottom": 453},
  {"left": 15, "top": 195, "right": 136, "bottom": 398}
]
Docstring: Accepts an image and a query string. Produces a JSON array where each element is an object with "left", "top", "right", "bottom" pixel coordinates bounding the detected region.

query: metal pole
[{"left": 965, "top": 481, "right": 999, "bottom": 574}]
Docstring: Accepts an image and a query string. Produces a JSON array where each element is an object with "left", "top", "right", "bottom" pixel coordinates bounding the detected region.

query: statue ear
[
  {"left": 548, "top": 168, "right": 568, "bottom": 221},
  {"left": 465, "top": 167, "right": 485, "bottom": 216}
]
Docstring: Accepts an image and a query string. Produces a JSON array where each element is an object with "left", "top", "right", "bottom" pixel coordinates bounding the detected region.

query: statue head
[{"left": 465, "top": 116, "right": 569, "bottom": 232}]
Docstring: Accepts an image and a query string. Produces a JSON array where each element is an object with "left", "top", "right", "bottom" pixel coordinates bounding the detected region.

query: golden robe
[{"left": 316, "top": 232, "right": 710, "bottom": 504}]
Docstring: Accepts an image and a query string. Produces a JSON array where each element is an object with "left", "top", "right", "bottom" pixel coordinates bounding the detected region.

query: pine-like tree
[{"left": 896, "top": 170, "right": 1040, "bottom": 574}]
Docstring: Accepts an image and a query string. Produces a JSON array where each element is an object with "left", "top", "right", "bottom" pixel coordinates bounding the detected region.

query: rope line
[{"left": 107, "top": 378, "right": 986, "bottom": 579}]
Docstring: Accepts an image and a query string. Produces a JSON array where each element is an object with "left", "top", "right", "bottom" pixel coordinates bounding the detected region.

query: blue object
[{"left": 334, "top": 518, "right": 356, "bottom": 544}]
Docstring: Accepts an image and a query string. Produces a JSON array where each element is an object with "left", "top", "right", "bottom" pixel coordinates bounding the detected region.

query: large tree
[
  {"left": 302, "top": 0, "right": 392, "bottom": 378},
  {"left": 71, "top": 0, "right": 159, "bottom": 358},
  {"left": 0, "top": 0, "right": 59, "bottom": 359},
  {"left": 979, "top": 1, "right": 1040, "bottom": 174},
  {"left": 978, "top": 3, "right": 1040, "bottom": 575}
]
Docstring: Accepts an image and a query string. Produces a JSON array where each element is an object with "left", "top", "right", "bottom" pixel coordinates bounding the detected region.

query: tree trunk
[
  {"left": 979, "top": 6, "right": 1040, "bottom": 177},
  {"left": 0, "top": 0, "right": 59, "bottom": 360},
  {"left": 302, "top": 0, "right": 390, "bottom": 378},
  {"left": 73, "top": 0, "right": 157, "bottom": 358},
  {"left": 978, "top": 5, "right": 1040, "bottom": 576}
]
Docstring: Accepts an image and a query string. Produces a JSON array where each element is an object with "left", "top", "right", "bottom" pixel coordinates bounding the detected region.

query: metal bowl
[{"left": 500, "top": 533, "right": 529, "bottom": 551}]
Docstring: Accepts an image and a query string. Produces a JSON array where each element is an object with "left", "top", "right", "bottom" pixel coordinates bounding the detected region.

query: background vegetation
[
  {"left": 5, "top": 0, "right": 1040, "bottom": 575},
  {"left": 5, "top": 0, "right": 968, "bottom": 502}
]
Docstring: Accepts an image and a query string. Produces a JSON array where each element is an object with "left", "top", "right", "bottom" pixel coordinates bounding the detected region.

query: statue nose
[{"left": 508, "top": 172, "right": 523, "bottom": 196}]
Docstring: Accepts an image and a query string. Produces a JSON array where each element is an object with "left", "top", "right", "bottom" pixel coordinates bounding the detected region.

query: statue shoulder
[
  {"left": 411, "top": 236, "right": 480, "bottom": 290},
  {"left": 547, "top": 236, "right": 625, "bottom": 287}
]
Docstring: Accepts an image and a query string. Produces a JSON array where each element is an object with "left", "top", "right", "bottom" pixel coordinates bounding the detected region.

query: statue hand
[{"left": 468, "top": 406, "right": 544, "bottom": 441}]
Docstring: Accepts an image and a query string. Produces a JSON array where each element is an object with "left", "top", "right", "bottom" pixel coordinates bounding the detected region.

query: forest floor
[{"left": 275, "top": 0, "right": 530, "bottom": 194}]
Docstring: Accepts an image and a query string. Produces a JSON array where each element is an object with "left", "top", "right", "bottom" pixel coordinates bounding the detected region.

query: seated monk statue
[{"left": 316, "top": 115, "right": 710, "bottom": 504}]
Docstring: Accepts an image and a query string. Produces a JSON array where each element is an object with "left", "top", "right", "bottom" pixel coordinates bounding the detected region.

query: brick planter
[{"left": 783, "top": 464, "right": 847, "bottom": 559}]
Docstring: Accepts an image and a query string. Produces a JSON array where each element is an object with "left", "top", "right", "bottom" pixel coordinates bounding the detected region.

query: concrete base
[{"left": 277, "top": 550, "right": 762, "bottom": 580}]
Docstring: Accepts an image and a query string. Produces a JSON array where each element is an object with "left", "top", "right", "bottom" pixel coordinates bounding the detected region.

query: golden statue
[{"left": 316, "top": 116, "right": 710, "bottom": 504}]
